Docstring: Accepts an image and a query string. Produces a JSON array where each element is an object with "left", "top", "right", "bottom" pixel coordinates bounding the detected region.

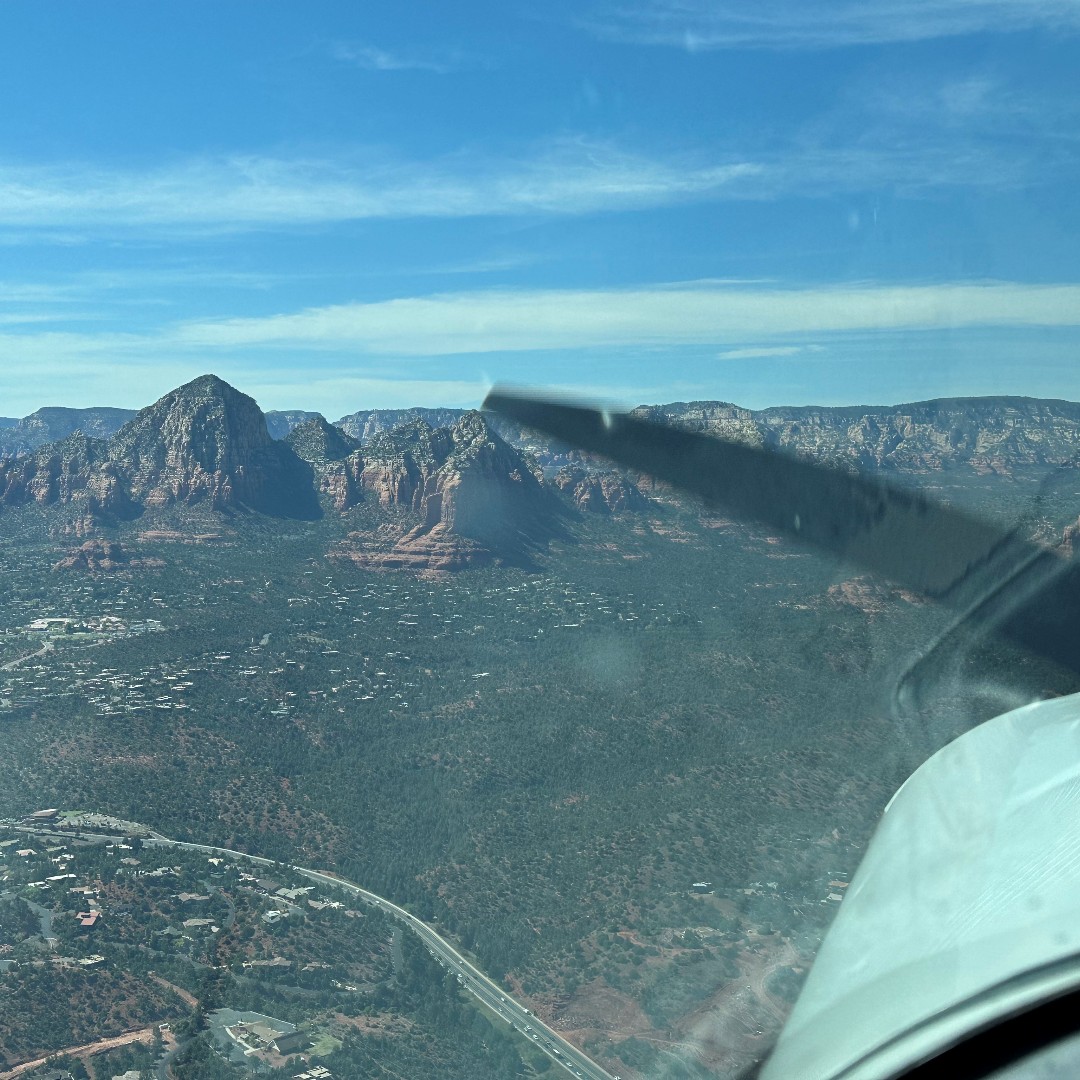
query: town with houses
[
  {"left": 0, "top": 807, "right": 382, "bottom": 1079},
  {"left": 0, "top": 476, "right": 878, "bottom": 1080}
]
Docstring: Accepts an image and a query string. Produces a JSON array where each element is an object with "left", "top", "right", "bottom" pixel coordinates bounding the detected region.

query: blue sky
[{"left": 1, "top": 0, "right": 1079, "bottom": 417}]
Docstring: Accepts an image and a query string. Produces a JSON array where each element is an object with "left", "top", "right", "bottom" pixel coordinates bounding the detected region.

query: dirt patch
[
  {"left": 0, "top": 1026, "right": 157, "bottom": 1079},
  {"left": 149, "top": 973, "right": 197, "bottom": 1008},
  {"left": 552, "top": 979, "right": 653, "bottom": 1037},
  {"left": 332, "top": 1012, "right": 413, "bottom": 1037},
  {"left": 827, "top": 576, "right": 923, "bottom": 614}
]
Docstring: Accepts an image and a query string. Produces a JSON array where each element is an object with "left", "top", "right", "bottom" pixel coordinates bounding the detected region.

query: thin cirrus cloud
[
  {"left": 0, "top": 136, "right": 1052, "bottom": 237},
  {"left": 0, "top": 147, "right": 762, "bottom": 231},
  {"left": 329, "top": 40, "right": 471, "bottom": 74},
  {"left": 583, "top": 0, "right": 1080, "bottom": 49},
  {"left": 716, "top": 345, "right": 825, "bottom": 359},
  {"left": 171, "top": 281, "right": 1080, "bottom": 355}
]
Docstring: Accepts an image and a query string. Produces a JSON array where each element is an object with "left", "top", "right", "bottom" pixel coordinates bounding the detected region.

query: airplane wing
[
  {"left": 760, "top": 690, "right": 1080, "bottom": 1079},
  {"left": 483, "top": 387, "right": 1080, "bottom": 684}
]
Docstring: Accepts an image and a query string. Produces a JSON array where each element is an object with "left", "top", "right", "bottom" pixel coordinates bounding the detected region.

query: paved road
[
  {"left": 3, "top": 823, "right": 616, "bottom": 1080},
  {"left": 0, "top": 639, "right": 52, "bottom": 671},
  {"left": 292, "top": 864, "right": 617, "bottom": 1080}
]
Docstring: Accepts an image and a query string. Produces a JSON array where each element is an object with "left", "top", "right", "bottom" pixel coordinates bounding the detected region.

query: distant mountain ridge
[
  {"left": 0, "top": 376, "right": 573, "bottom": 572},
  {"left": 336, "top": 407, "right": 468, "bottom": 443},
  {"left": 631, "top": 396, "right": 1080, "bottom": 473},
  {"left": 0, "top": 406, "right": 137, "bottom": 456},
  {"left": 264, "top": 409, "right": 322, "bottom": 440},
  {"left": 8, "top": 379, "right": 1080, "bottom": 577},
  {"left": 10, "top": 393, "right": 1080, "bottom": 477}
]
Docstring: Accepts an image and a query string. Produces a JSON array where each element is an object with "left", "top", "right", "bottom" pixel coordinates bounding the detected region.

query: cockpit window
[{"left": 0, "top": 3, "right": 1076, "bottom": 1079}]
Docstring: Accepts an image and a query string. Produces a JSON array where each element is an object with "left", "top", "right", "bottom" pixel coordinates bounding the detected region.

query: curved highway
[{"left": 4, "top": 823, "right": 616, "bottom": 1080}]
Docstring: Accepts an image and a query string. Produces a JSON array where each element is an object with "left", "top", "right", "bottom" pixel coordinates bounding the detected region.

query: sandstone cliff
[
  {"left": 330, "top": 412, "right": 565, "bottom": 572},
  {"left": 0, "top": 431, "right": 133, "bottom": 517},
  {"left": 285, "top": 416, "right": 365, "bottom": 511},
  {"left": 553, "top": 466, "right": 649, "bottom": 514},
  {"left": 336, "top": 407, "right": 467, "bottom": 443}
]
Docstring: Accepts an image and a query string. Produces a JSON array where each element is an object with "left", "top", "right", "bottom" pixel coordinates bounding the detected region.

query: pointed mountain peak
[
  {"left": 104, "top": 374, "right": 318, "bottom": 516},
  {"left": 450, "top": 410, "right": 495, "bottom": 442},
  {"left": 175, "top": 373, "right": 244, "bottom": 398},
  {"left": 285, "top": 415, "right": 361, "bottom": 463},
  {"left": 111, "top": 374, "right": 271, "bottom": 454}
]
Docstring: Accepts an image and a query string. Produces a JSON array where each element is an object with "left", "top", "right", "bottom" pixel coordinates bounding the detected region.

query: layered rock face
[
  {"left": 553, "top": 466, "right": 649, "bottom": 514},
  {"left": 0, "top": 375, "right": 320, "bottom": 520},
  {"left": 0, "top": 432, "right": 133, "bottom": 517},
  {"left": 285, "top": 416, "right": 365, "bottom": 511},
  {"left": 53, "top": 538, "right": 165, "bottom": 572},
  {"left": 105, "top": 375, "right": 320, "bottom": 516},
  {"left": 14, "top": 376, "right": 1080, "bottom": 576},
  {"left": 631, "top": 397, "right": 1080, "bottom": 474},
  {"left": 335, "top": 406, "right": 532, "bottom": 448},
  {"left": 335, "top": 407, "right": 466, "bottom": 443},
  {"left": 284, "top": 415, "right": 362, "bottom": 464},
  {"left": 330, "top": 412, "right": 563, "bottom": 571}
]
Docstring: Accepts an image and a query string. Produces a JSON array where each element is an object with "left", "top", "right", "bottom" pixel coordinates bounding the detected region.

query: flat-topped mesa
[
  {"left": 106, "top": 375, "right": 320, "bottom": 516},
  {"left": 632, "top": 397, "right": 1080, "bottom": 474},
  {"left": 0, "top": 406, "right": 137, "bottom": 456},
  {"left": 264, "top": 409, "right": 323, "bottom": 440}
]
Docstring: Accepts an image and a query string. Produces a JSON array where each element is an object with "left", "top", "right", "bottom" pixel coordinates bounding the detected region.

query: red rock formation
[
  {"left": 53, "top": 538, "right": 165, "bottom": 572},
  {"left": 0, "top": 375, "right": 320, "bottom": 521},
  {"left": 108, "top": 375, "right": 318, "bottom": 516},
  {"left": 329, "top": 413, "right": 564, "bottom": 572},
  {"left": 553, "top": 467, "right": 649, "bottom": 514}
]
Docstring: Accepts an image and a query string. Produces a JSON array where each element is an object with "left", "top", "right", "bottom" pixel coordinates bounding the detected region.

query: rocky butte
[
  {"left": 0, "top": 375, "right": 321, "bottom": 522},
  {"left": 0, "top": 374, "right": 627, "bottom": 575},
  {"left": 291, "top": 411, "right": 569, "bottom": 572}
]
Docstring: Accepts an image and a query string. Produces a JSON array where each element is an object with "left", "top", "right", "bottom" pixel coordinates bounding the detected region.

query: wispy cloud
[
  {"left": 717, "top": 344, "right": 824, "bottom": 359},
  {"left": 0, "top": 144, "right": 763, "bottom": 233},
  {"left": 583, "top": 0, "right": 1080, "bottom": 50},
  {"left": 171, "top": 280, "right": 1080, "bottom": 355},
  {"left": 0, "top": 122, "right": 1061, "bottom": 239},
  {"left": 5, "top": 281, "right": 1080, "bottom": 367},
  {"left": 424, "top": 251, "right": 545, "bottom": 276},
  {"left": 4, "top": 281, "right": 1080, "bottom": 415},
  {"left": 329, "top": 40, "right": 471, "bottom": 74}
]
